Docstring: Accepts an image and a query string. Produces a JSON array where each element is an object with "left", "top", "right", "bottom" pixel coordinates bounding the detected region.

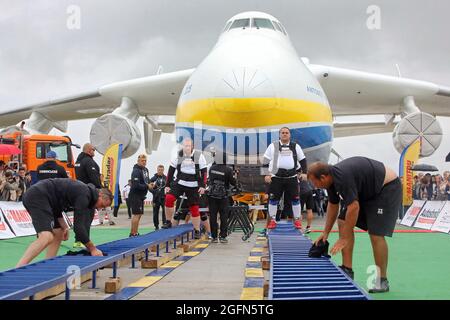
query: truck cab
[{"left": 0, "top": 132, "right": 77, "bottom": 183}]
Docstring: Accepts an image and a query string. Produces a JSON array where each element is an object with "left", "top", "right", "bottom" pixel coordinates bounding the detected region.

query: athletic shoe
[
  {"left": 304, "top": 226, "right": 311, "bottom": 234},
  {"left": 162, "top": 221, "right": 172, "bottom": 229},
  {"left": 129, "top": 233, "right": 140, "bottom": 237},
  {"left": 109, "top": 221, "right": 116, "bottom": 226},
  {"left": 368, "top": 278, "right": 390, "bottom": 293},
  {"left": 72, "top": 241, "right": 86, "bottom": 249},
  {"left": 207, "top": 233, "right": 212, "bottom": 240},
  {"left": 267, "top": 219, "right": 277, "bottom": 229},
  {"left": 219, "top": 237, "right": 228, "bottom": 244},
  {"left": 155, "top": 226, "right": 160, "bottom": 230},
  {"left": 293, "top": 219, "right": 302, "bottom": 229},
  {"left": 211, "top": 238, "right": 219, "bottom": 243},
  {"left": 339, "top": 265, "right": 354, "bottom": 280},
  {"left": 194, "top": 229, "right": 201, "bottom": 239}
]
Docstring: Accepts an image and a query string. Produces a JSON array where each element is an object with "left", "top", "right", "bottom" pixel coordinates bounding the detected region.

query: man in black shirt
[
  {"left": 308, "top": 157, "right": 401, "bottom": 293},
  {"left": 149, "top": 165, "right": 167, "bottom": 230},
  {"left": 129, "top": 154, "right": 151, "bottom": 237},
  {"left": 36, "top": 151, "right": 68, "bottom": 181},
  {"left": 73, "top": 143, "right": 103, "bottom": 248},
  {"left": 207, "top": 151, "right": 236, "bottom": 243},
  {"left": 16, "top": 179, "right": 113, "bottom": 267}
]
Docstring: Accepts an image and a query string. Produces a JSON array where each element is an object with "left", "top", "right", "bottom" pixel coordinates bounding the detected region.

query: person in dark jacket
[
  {"left": 129, "top": 154, "right": 151, "bottom": 237},
  {"left": 36, "top": 151, "right": 68, "bottom": 181},
  {"left": 207, "top": 151, "right": 236, "bottom": 243},
  {"left": 75, "top": 143, "right": 102, "bottom": 188},
  {"left": 149, "top": 165, "right": 167, "bottom": 230},
  {"left": 73, "top": 143, "right": 103, "bottom": 249},
  {"left": 16, "top": 178, "right": 113, "bottom": 267}
]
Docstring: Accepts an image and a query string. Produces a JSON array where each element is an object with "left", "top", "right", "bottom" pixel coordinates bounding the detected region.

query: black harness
[
  {"left": 272, "top": 141, "right": 298, "bottom": 177},
  {"left": 176, "top": 150, "right": 202, "bottom": 185}
]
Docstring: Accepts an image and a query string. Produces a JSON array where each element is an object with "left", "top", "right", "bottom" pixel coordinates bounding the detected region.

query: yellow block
[
  {"left": 245, "top": 268, "right": 264, "bottom": 278},
  {"left": 240, "top": 288, "right": 264, "bottom": 300},
  {"left": 183, "top": 251, "right": 200, "bottom": 257},
  {"left": 161, "top": 261, "right": 184, "bottom": 268},
  {"left": 248, "top": 256, "right": 261, "bottom": 262},
  {"left": 256, "top": 237, "right": 267, "bottom": 241},
  {"left": 251, "top": 247, "right": 264, "bottom": 253},
  {"left": 195, "top": 244, "right": 209, "bottom": 249},
  {"left": 128, "top": 276, "right": 162, "bottom": 288},
  {"left": 256, "top": 241, "right": 266, "bottom": 245}
]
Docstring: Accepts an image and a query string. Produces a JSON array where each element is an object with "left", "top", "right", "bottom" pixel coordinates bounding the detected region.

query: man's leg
[
  {"left": 126, "top": 198, "right": 132, "bottom": 218},
  {"left": 337, "top": 218, "right": 355, "bottom": 269},
  {"left": 161, "top": 201, "right": 166, "bottom": 224},
  {"left": 369, "top": 234, "right": 388, "bottom": 279},
  {"left": 164, "top": 192, "right": 177, "bottom": 228},
  {"left": 17, "top": 231, "right": 54, "bottom": 267},
  {"left": 268, "top": 178, "right": 282, "bottom": 227},
  {"left": 219, "top": 198, "right": 229, "bottom": 239},
  {"left": 209, "top": 199, "right": 219, "bottom": 239},
  {"left": 153, "top": 203, "right": 160, "bottom": 229},
  {"left": 131, "top": 214, "right": 141, "bottom": 235},
  {"left": 46, "top": 228, "right": 63, "bottom": 258}
]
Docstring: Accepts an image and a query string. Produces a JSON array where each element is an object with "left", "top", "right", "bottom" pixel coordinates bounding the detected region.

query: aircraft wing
[
  {"left": 308, "top": 63, "right": 450, "bottom": 116},
  {"left": 333, "top": 120, "right": 396, "bottom": 138},
  {"left": 0, "top": 68, "right": 195, "bottom": 127}
]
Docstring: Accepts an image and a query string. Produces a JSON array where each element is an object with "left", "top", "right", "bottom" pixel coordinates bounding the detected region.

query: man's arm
[
  {"left": 131, "top": 169, "right": 149, "bottom": 191},
  {"left": 84, "top": 158, "right": 102, "bottom": 188}
]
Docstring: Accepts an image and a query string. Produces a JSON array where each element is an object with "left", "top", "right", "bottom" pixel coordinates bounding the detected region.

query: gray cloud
[{"left": 1, "top": 0, "right": 449, "bottom": 186}]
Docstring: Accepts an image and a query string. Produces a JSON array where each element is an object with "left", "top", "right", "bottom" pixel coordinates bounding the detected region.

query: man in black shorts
[
  {"left": 129, "top": 154, "right": 151, "bottom": 237},
  {"left": 16, "top": 178, "right": 113, "bottom": 267},
  {"left": 299, "top": 178, "right": 314, "bottom": 234},
  {"left": 308, "top": 157, "right": 401, "bottom": 293},
  {"left": 162, "top": 138, "right": 207, "bottom": 239}
]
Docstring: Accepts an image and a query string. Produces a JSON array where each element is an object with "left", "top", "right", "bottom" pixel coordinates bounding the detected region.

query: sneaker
[
  {"left": 368, "top": 278, "right": 390, "bottom": 293},
  {"left": 72, "top": 241, "right": 86, "bottom": 249},
  {"left": 339, "top": 265, "right": 354, "bottom": 280},
  {"left": 194, "top": 229, "right": 201, "bottom": 239},
  {"left": 219, "top": 237, "right": 228, "bottom": 244},
  {"left": 155, "top": 226, "right": 160, "bottom": 230},
  {"left": 161, "top": 221, "right": 172, "bottom": 229},
  {"left": 211, "top": 238, "right": 219, "bottom": 243},
  {"left": 267, "top": 219, "right": 277, "bottom": 229},
  {"left": 293, "top": 219, "right": 302, "bottom": 229},
  {"left": 129, "top": 233, "right": 140, "bottom": 237},
  {"left": 207, "top": 233, "right": 212, "bottom": 240},
  {"left": 304, "top": 226, "right": 311, "bottom": 234},
  {"left": 109, "top": 221, "right": 116, "bottom": 226}
]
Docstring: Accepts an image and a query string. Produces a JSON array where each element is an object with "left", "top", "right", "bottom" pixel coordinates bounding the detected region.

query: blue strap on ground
[
  {"left": 0, "top": 224, "right": 193, "bottom": 300},
  {"left": 268, "top": 222, "right": 370, "bottom": 300}
]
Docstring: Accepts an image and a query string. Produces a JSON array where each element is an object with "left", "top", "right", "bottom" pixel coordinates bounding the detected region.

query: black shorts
[
  {"left": 129, "top": 194, "right": 145, "bottom": 215},
  {"left": 300, "top": 191, "right": 314, "bottom": 211},
  {"left": 23, "top": 190, "right": 61, "bottom": 234},
  {"left": 338, "top": 178, "right": 402, "bottom": 237},
  {"left": 269, "top": 176, "right": 299, "bottom": 203},
  {"left": 168, "top": 183, "right": 200, "bottom": 207}
]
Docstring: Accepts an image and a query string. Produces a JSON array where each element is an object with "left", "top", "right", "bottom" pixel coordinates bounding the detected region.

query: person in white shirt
[
  {"left": 122, "top": 180, "right": 132, "bottom": 219},
  {"left": 263, "top": 127, "right": 307, "bottom": 230},
  {"left": 162, "top": 138, "right": 207, "bottom": 239}
]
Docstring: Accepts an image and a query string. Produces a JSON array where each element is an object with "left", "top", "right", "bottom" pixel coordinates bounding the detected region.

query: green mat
[
  {"left": 0, "top": 227, "right": 153, "bottom": 272},
  {"left": 2, "top": 227, "right": 450, "bottom": 300}
]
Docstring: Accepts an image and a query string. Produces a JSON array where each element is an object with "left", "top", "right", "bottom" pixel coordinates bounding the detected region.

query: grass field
[{"left": 1, "top": 226, "right": 449, "bottom": 300}]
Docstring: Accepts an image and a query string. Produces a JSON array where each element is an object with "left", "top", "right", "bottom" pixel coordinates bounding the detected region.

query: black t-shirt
[{"left": 327, "top": 157, "right": 386, "bottom": 206}]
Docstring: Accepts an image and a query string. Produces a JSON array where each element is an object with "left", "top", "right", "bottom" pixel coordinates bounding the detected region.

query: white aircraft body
[{"left": 1, "top": 12, "right": 449, "bottom": 179}]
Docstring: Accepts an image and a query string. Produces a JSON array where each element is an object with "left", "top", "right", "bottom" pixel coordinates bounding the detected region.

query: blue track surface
[
  {"left": 0, "top": 224, "right": 193, "bottom": 300},
  {"left": 268, "top": 222, "right": 370, "bottom": 300}
]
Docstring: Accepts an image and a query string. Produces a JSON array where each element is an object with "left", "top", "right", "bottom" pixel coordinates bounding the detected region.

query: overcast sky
[{"left": 1, "top": 0, "right": 449, "bottom": 188}]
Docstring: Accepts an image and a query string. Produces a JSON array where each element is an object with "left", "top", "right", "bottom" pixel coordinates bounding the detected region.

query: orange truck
[{"left": 0, "top": 131, "right": 79, "bottom": 183}]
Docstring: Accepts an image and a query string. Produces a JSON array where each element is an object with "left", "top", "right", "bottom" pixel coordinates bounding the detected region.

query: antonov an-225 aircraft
[{"left": 1, "top": 12, "right": 449, "bottom": 191}]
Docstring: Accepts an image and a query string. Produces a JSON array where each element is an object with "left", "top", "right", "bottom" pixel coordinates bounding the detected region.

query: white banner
[
  {"left": 0, "top": 210, "right": 16, "bottom": 239},
  {"left": 401, "top": 200, "right": 425, "bottom": 227},
  {"left": 414, "top": 201, "right": 446, "bottom": 230},
  {"left": 63, "top": 210, "right": 101, "bottom": 228},
  {"left": 431, "top": 202, "right": 450, "bottom": 234},
  {"left": 0, "top": 202, "right": 36, "bottom": 237}
]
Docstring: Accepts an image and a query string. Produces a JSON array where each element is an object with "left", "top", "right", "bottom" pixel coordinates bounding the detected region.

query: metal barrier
[
  {"left": 228, "top": 206, "right": 254, "bottom": 241},
  {"left": 0, "top": 224, "right": 194, "bottom": 300},
  {"left": 268, "top": 222, "right": 370, "bottom": 300}
]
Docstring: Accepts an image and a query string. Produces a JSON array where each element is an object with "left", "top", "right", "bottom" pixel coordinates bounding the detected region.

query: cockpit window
[
  {"left": 230, "top": 18, "right": 250, "bottom": 29},
  {"left": 277, "top": 22, "right": 288, "bottom": 35},
  {"left": 252, "top": 18, "right": 275, "bottom": 30},
  {"left": 272, "top": 20, "right": 282, "bottom": 32},
  {"left": 223, "top": 21, "right": 232, "bottom": 32}
]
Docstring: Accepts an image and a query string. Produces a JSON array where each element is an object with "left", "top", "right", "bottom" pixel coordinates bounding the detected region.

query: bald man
[
  {"left": 307, "top": 157, "right": 401, "bottom": 293},
  {"left": 73, "top": 143, "right": 103, "bottom": 249}
]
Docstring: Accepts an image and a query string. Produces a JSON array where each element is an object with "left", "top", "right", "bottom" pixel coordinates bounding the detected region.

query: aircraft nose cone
[{"left": 214, "top": 67, "right": 277, "bottom": 112}]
